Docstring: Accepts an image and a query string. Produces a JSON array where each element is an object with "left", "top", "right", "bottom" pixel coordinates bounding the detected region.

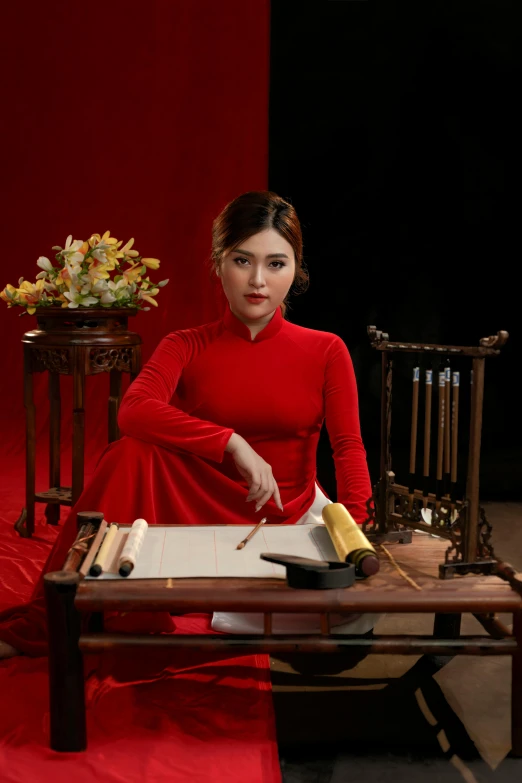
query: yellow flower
[
  {"left": 139, "top": 292, "right": 158, "bottom": 307},
  {"left": 116, "top": 238, "right": 140, "bottom": 260},
  {"left": 0, "top": 284, "right": 17, "bottom": 303},
  {"left": 14, "top": 279, "right": 45, "bottom": 311},
  {"left": 89, "top": 231, "right": 119, "bottom": 249},
  {"left": 101, "top": 230, "right": 119, "bottom": 246},
  {"left": 87, "top": 259, "right": 112, "bottom": 280},
  {"left": 141, "top": 258, "right": 160, "bottom": 270},
  {"left": 18, "top": 279, "right": 45, "bottom": 299},
  {"left": 122, "top": 262, "right": 142, "bottom": 285}
]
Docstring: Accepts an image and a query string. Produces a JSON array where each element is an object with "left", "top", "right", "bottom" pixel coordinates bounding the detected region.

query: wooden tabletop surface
[{"left": 76, "top": 533, "right": 522, "bottom": 614}]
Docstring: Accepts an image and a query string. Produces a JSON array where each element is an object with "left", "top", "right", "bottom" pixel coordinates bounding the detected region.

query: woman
[{"left": 0, "top": 190, "right": 372, "bottom": 659}]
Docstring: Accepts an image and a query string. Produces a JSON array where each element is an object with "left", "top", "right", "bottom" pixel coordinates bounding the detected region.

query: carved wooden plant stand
[{"left": 14, "top": 309, "right": 142, "bottom": 537}]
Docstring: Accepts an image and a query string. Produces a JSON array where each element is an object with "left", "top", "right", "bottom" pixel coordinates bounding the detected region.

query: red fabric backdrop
[
  {"left": 0, "top": 0, "right": 269, "bottom": 526},
  {"left": 0, "top": 2, "right": 280, "bottom": 781}
]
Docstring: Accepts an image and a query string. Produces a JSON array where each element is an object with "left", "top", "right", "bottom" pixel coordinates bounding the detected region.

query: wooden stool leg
[
  {"left": 130, "top": 343, "right": 141, "bottom": 382},
  {"left": 46, "top": 372, "right": 61, "bottom": 525},
  {"left": 44, "top": 571, "right": 86, "bottom": 752},
  {"left": 72, "top": 349, "right": 85, "bottom": 506},
  {"left": 512, "top": 611, "right": 522, "bottom": 757},
  {"left": 433, "top": 613, "right": 461, "bottom": 639},
  {"left": 16, "top": 346, "right": 35, "bottom": 537},
  {"left": 108, "top": 369, "right": 122, "bottom": 443}
]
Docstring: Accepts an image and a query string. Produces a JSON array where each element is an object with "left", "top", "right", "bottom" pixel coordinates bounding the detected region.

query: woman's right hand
[{"left": 225, "top": 433, "right": 283, "bottom": 513}]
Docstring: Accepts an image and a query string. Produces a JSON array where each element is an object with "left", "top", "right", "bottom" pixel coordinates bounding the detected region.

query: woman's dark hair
[{"left": 211, "top": 191, "right": 309, "bottom": 316}]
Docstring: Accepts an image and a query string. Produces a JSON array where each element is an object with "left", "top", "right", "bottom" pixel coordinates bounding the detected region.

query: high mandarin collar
[{"left": 223, "top": 304, "right": 284, "bottom": 343}]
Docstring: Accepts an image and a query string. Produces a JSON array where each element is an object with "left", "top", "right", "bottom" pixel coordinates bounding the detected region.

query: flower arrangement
[{"left": 1, "top": 231, "right": 169, "bottom": 315}]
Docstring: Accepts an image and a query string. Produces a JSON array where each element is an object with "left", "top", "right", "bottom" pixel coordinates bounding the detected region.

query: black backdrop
[{"left": 269, "top": 0, "right": 520, "bottom": 500}]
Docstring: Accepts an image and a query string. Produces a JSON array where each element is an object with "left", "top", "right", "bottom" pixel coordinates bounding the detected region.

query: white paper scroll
[
  {"left": 86, "top": 523, "right": 339, "bottom": 580},
  {"left": 118, "top": 518, "right": 148, "bottom": 573}
]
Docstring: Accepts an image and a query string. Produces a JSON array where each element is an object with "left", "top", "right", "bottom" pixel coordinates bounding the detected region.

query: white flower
[
  {"left": 106, "top": 278, "right": 133, "bottom": 304},
  {"left": 64, "top": 235, "right": 83, "bottom": 253},
  {"left": 63, "top": 290, "right": 99, "bottom": 308},
  {"left": 36, "top": 256, "right": 54, "bottom": 273},
  {"left": 65, "top": 260, "right": 83, "bottom": 286},
  {"left": 92, "top": 248, "right": 108, "bottom": 263},
  {"left": 62, "top": 235, "right": 85, "bottom": 265},
  {"left": 90, "top": 279, "right": 109, "bottom": 295},
  {"left": 80, "top": 282, "right": 93, "bottom": 296}
]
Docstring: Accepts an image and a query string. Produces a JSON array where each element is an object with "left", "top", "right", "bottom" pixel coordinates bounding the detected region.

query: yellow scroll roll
[{"left": 322, "top": 503, "right": 379, "bottom": 578}]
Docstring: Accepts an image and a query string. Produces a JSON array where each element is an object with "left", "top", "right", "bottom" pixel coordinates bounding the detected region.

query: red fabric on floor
[
  {"left": 0, "top": 478, "right": 281, "bottom": 782},
  {"left": 0, "top": 643, "right": 280, "bottom": 783}
]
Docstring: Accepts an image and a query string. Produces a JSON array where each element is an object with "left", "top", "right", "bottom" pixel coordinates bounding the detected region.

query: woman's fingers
[
  {"left": 272, "top": 481, "right": 284, "bottom": 512},
  {"left": 254, "top": 487, "right": 274, "bottom": 512},
  {"left": 246, "top": 475, "right": 262, "bottom": 502},
  {"left": 254, "top": 478, "right": 284, "bottom": 513},
  {"left": 247, "top": 470, "right": 271, "bottom": 503},
  {"left": 244, "top": 464, "right": 284, "bottom": 514}
]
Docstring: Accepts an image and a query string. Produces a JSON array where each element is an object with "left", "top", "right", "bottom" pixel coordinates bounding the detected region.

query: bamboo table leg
[
  {"left": 512, "top": 610, "right": 522, "bottom": 757},
  {"left": 72, "top": 348, "right": 86, "bottom": 506},
  {"left": 44, "top": 571, "right": 86, "bottom": 752},
  {"left": 46, "top": 372, "right": 61, "bottom": 525},
  {"left": 108, "top": 368, "right": 122, "bottom": 443}
]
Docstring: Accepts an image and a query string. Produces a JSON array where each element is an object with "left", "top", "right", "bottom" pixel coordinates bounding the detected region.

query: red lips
[{"left": 244, "top": 294, "right": 267, "bottom": 299}]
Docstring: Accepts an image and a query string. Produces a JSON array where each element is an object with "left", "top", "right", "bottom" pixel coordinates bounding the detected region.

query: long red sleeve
[
  {"left": 323, "top": 336, "right": 372, "bottom": 523},
  {"left": 118, "top": 330, "right": 234, "bottom": 463}
]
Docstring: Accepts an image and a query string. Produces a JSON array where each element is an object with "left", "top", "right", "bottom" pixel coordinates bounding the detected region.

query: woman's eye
[{"left": 232, "top": 257, "right": 285, "bottom": 269}]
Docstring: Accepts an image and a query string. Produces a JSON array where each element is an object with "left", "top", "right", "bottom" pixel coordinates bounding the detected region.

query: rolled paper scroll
[
  {"left": 322, "top": 503, "right": 379, "bottom": 578},
  {"left": 79, "top": 519, "right": 108, "bottom": 577},
  {"left": 89, "top": 523, "right": 119, "bottom": 577},
  {"left": 118, "top": 518, "right": 148, "bottom": 577}
]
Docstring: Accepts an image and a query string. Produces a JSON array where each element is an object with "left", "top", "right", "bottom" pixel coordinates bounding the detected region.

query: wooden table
[{"left": 44, "top": 534, "right": 522, "bottom": 754}]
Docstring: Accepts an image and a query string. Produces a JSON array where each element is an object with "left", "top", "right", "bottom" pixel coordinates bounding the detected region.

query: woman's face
[{"left": 218, "top": 228, "right": 296, "bottom": 323}]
